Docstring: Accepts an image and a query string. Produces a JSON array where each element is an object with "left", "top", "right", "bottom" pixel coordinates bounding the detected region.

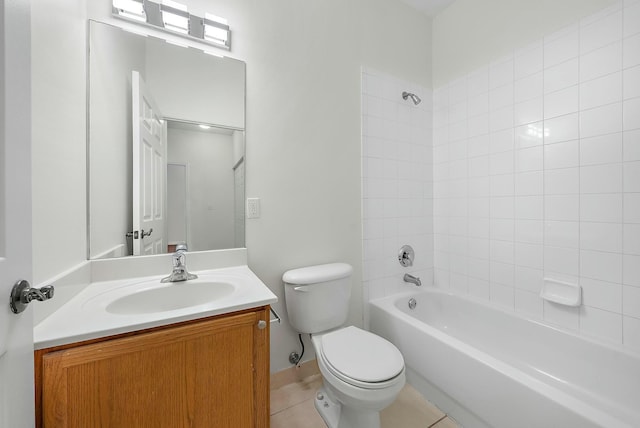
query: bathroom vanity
[
  {"left": 32, "top": 259, "right": 277, "bottom": 428},
  {"left": 35, "top": 306, "right": 270, "bottom": 428}
]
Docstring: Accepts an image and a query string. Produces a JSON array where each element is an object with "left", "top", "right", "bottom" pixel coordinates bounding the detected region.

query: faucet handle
[{"left": 176, "top": 243, "right": 188, "bottom": 252}]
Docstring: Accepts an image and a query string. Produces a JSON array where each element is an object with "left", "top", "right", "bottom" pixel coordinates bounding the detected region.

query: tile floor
[{"left": 270, "top": 371, "right": 459, "bottom": 428}]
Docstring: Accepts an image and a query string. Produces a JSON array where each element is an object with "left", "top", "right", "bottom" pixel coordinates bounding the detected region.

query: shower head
[{"left": 402, "top": 91, "right": 421, "bottom": 105}]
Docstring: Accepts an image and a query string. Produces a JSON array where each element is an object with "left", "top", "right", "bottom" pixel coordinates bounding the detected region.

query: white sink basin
[{"left": 105, "top": 280, "right": 236, "bottom": 315}]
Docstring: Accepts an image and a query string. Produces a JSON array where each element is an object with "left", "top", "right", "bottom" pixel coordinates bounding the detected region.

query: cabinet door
[{"left": 42, "top": 310, "right": 268, "bottom": 428}]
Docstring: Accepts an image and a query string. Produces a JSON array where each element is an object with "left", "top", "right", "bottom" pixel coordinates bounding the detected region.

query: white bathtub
[{"left": 369, "top": 288, "right": 640, "bottom": 428}]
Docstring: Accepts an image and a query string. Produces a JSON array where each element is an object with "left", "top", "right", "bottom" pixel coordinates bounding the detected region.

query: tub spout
[{"left": 404, "top": 273, "right": 421, "bottom": 287}]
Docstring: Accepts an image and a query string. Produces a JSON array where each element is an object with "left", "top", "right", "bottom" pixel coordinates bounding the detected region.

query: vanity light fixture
[{"left": 112, "top": 0, "right": 232, "bottom": 50}]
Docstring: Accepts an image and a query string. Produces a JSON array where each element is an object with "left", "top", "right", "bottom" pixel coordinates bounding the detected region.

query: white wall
[
  {"left": 433, "top": 0, "right": 618, "bottom": 86},
  {"left": 32, "top": 0, "right": 87, "bottom": 284},
  {"left": 432, "top": 0, "right": 640, "bottom": 353},
  {"left": 34, "top": 0, "right": 432, "bottom": 372},
  {"left": 361, "top": 68, "right": 433, "bottom": 326},
  {"left": 167, "top": 127, "right": 235, "bottom": 251}
]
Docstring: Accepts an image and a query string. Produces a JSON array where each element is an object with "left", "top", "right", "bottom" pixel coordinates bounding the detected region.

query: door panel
[
  {"left": 132, "top": 71, "right": 166, "bottom": 255},
  {"left": 0, "top": 0, "right": 35, "bottom": 426}
]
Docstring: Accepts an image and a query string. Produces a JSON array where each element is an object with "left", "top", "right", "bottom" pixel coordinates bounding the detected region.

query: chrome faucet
[
  {"left": 404, "top": 273, "right": 422, "bottom": 287},
  {"left": 161, "top": 244, "right": 198, "bottom": 283}
]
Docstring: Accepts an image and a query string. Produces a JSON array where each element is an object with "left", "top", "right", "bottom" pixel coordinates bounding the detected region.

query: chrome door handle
[{"left": 10, "top": 280, "right": 55, "bottom": 314}]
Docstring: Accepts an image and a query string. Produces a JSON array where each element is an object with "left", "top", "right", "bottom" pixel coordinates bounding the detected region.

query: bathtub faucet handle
[{"left": 404, "top": 273, "right": 421, "bottom": 287}]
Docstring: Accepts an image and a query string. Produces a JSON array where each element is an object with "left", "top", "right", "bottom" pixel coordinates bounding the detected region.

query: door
[
  {"left": 0, "top": 0, "right": 35, "bottom": 426},
  {"left": 132, "top": 71, "right": 166, "bottom": 255}
]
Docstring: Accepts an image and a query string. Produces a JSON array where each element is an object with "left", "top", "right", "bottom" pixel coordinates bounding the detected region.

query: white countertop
[{"left": 34, "top": 265, "right": 277, "bottom": 350}]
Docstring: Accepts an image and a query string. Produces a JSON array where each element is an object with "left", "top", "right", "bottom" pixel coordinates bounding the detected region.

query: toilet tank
[{"left": 283, "top": 263, "right": 353, "bottom": 334}]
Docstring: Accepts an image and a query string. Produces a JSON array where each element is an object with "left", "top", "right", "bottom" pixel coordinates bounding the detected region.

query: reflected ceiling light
[
  {"left": 112, "top": 0, "right": 232, "bottom": 50},
  {"left": 199, "top": 124, "right": 211, "bottom": 129}
]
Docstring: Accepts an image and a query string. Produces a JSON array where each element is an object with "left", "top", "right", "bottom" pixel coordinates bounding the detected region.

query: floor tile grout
[{"left": 427, "top": 415, "right": 447, "bottom": 428}]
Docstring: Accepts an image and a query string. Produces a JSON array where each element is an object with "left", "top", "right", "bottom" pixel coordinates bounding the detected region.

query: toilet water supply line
[{"left": 289, "top": 334, "right": 308, "bottom": 366}]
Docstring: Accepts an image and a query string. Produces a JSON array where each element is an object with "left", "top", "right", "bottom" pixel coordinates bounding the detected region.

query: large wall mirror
[{"left": 88, "top": 20, "right": 246, "bottom": 259}]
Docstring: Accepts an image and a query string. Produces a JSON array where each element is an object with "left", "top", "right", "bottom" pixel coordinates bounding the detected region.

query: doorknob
[
  {"left": 141, "top": 228, "right": 153, "bottom": 238},
  {"left": 9, "top": 280, "right": 55, "bottom": 314}
]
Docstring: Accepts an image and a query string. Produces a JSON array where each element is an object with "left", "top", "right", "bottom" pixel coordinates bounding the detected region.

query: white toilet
[{"left": 283, "top": 263, "right": 405, "bottom": 428}]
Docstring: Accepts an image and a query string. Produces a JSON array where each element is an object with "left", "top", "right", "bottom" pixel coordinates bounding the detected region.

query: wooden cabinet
[{"left": 35, "top": 306, "right": 270, "bottom": 428}]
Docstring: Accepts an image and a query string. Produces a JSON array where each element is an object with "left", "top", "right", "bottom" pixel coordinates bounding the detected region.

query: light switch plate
[{"left": 247, "top": 198, "right": 260, "bottom": 219}]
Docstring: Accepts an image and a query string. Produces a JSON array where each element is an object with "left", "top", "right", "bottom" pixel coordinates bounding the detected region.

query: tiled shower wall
[
  {"left": 433, "top": 0, "right": 640, "bottom": 352},
  {"left": 361, "top": 68, "right": 434, "bottom": 319}
]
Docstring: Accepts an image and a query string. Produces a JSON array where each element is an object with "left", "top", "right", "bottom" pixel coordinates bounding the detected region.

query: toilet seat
[{"left": 318, "top": 326, "right": 404, "bottom": 390}]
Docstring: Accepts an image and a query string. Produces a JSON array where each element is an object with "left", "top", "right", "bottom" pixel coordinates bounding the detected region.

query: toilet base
[{"left": 314, "top": 387, "right": 381, "bottom": 428}]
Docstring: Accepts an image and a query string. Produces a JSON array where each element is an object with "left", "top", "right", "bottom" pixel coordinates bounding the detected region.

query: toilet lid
[{"left": 320, "top": 326, "right": 404, "bottom": 384}]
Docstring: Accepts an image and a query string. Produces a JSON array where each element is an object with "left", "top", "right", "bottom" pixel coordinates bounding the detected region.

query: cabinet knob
[{"left": 257, "top": 320, "right": 267, "bottom": 330}]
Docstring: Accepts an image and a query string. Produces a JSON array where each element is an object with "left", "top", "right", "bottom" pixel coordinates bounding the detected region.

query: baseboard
[{"left": 270, "top": 359, "right": 320, "bottom": 390}]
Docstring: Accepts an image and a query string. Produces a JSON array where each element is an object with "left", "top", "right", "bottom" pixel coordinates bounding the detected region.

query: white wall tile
[
  {"left": 491, "top": 282, "right": 515, "bottom": 309},
  {"left": 581, "top": 193, "right": 623, "bottom": 223},
  {"left": 515, "top": 72, "right": 543, "bottom": 103},
  {"left": 580, "top": 250, "right": 623, "bottom": 282},
  {"left": 623, "top": 33, "right": 640, "bottom": 68},
  {"left": 544, "top": 58, "right": 579, "bottom": 94},
  {"left": 515, "top": 289, "right": 543, "bottom": 319},
  {"left": 489, "top": 151, "right": 514, "bottom": 175},
  {"left": 544, "top": 140, "right": 579, "bottom": 169},
  {"left": 579, "top": 72, "right": 623, "bottom": 110},
  {"left": 467, "top": 66, "right": 489, "bottom": 97},
  {"left": 545, "top": 194, "right": 579, "bottom": 221},
  {"left": 624, "top": 65, "right": 640, "bottom": 99},
  {"left": 579, "top": 41, "right": 623, "bottom": 82},
  {"left": 468, "top": 93, "right": 489, "bottom": 117},
  {"left": 516, "top": 146, "right": 543, "bottom": 172},
  {"left": 580, "top": 133, "right": 623, "bottom": 165},
  {"left": 515, "top": 266, "right": 544, "bottom": 292},
  {"left": 490, "top": 129, "right": 514, "bottom": 153},
  {"left": 545, "top": 246, "right": 579, "bottom": 276},
  {"left": 515, "top": 243, "right": 544, "bottom": 269},
  {"left": 623, "top": 284, "right": 640, "bottom": 317},
  {"left": 580, "top": 102, "right": 623, "bottom": 138},
  {"left": 580, "top": 163, "right": 623, "bottom": 193},
  {"left": 545, "top": 167, "right": 580, "bottom": 195},
  {"left": 623, "top": 223, "right": 640, "bottom": 255},
  {"left": 581, "top": 278, "right": 622, "bottom": 312},
  {"left": 490, "top": 106, "right": 514, "bottom": 132},
  {"left": 544, "top": 86, "right": 579, "bottom": 119},
  {"left": 580, "top": 222, "right": 623, "bottom": 252},
  {"left": 544, "top": 113, "right": 580, "bottom": 144},
  {"left": 624, "top": 193, "right": 640, "bottom": 223},
  {"left": 430, "top": 3, "right": 639, "bottom": 350},
  {"left": 624, "top": 254, "right": 640, "bottom": 286},
  {"left": 624, "top": 161, "right": 640, "bottom": 191},
  {"left": 545, "top": 220, "right": 579, "bottom": 248},
  {"left": 623, "top": 97, "right": 640, "bottom": 130},
  {"left": 515, "top": 195, "right": 543, "bottom": 220},
  {"left": 515, "top": 97, "right": 543, "bottom": 126}
]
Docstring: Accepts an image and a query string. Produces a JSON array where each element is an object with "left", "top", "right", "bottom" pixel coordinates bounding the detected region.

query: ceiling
[{"left": 396, "top": 0, "right": 456, "bottom": 16}]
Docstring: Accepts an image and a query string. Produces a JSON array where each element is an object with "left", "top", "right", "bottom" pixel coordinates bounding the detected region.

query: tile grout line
[{"left": 427, "top": 415, "right": 448, "bottom": 428}]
